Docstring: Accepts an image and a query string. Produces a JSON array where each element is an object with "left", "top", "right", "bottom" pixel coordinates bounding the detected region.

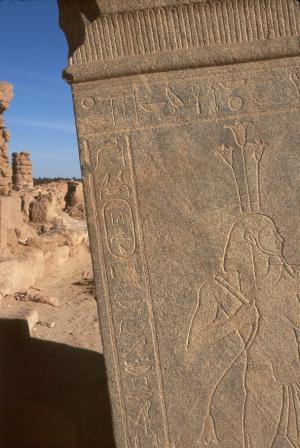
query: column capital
[{"left": 58, "top": 0, "right": 300, "bottom": 83}]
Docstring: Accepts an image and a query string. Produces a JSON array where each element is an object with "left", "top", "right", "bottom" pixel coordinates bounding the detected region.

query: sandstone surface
[
  {"left": 58, "top": 1, "right": 300, "bottom": 448},
  {"left": 0, "top": 248, "right": 45, "bottom": 296},
  {"left": 29, "top": 192, "right": 58, "bottom": 224}
]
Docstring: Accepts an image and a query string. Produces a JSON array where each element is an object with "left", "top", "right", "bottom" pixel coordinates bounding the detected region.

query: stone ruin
[
  {"left": 0, "top": 82, "right": 21, "bottom": 248},
  {"left": 0, "top": 82, "right": 36, "bottom": 249},
  {"left": 12, "top": 151, "right": 33, "bottom": 190},
  {"left": 64, "top": 180, "right": 85, "bottom": 219},
  {"left": 64, "top": 181, "right": 80, "bottom": 208},
  {"left": 0, "top": 82, "right": 13, "bottom": 196},
  {"left": 0, "top": 82, "right": 34, "bottom": 194}
]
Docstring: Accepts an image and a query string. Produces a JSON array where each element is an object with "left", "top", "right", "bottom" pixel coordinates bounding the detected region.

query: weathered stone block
[
  {"left": 0, "top": 196, "right": 22, "bottom": 248},
  {"left": 29, "top": 192, "right": 57, "bottom": 224},
  {"left": 59, "top": 1, "right": 300, "bottom": 447},
  {"left": 0, "top": 248, "right": 45, "bottom": 296}
]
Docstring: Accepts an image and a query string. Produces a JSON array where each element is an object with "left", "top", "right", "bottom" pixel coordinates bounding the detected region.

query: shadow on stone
[{"left": 0, "top": 319, "right": 116, "bottom": 448}]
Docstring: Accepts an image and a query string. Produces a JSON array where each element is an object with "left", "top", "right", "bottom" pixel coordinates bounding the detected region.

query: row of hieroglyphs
[
  {"left": 83, "top": 135, "right": 170, "bottom": 448},
  {"left": 76, "top": 67, "right": 300, "bottom": 134}
]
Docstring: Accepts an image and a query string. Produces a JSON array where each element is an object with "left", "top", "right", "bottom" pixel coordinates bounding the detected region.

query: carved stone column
[{"left": 58, "top": 2, "right": 300, "bottom": 447}]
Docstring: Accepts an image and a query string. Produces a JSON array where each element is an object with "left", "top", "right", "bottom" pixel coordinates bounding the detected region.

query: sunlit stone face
[{"left": 58, "top": 0, "right": 300, "bottom": 447}]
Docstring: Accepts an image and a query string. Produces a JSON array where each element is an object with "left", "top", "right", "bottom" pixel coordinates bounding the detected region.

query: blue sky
[{"left": 0, "top": 0, "right": 80, "bottom": 178}]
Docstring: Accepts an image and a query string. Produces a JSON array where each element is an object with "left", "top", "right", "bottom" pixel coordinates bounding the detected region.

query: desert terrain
[{"left": 1, "top": 178, "right": 102, "bottom": 353}]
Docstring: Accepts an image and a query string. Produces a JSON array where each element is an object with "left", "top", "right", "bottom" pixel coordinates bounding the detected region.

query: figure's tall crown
[{"left": 217, "top": 122, "right": 267, "bottom": 213}]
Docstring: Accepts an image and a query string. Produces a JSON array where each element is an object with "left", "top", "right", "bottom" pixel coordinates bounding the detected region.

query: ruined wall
[{"left": 0, "top": 82, "right": 13, "bottom": 196}]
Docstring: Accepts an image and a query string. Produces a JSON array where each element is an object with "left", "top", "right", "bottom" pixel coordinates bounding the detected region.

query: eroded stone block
[
  {"left": 0, "top": 196, "right": 22, "bottom": 248},
  {"left": 58, "top": 1, "right": 300, "bottom": 447},
  {"left": 12, "top": 151, "right": 33, "bottom": 191}
]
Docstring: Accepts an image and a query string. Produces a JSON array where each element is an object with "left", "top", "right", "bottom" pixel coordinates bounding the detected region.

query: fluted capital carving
[{"left": 58, "top": 0, "right": 300, "bottom": 83}]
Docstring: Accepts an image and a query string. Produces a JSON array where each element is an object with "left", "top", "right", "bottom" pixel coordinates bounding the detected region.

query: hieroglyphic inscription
[
  {"left": 70, "top": 0, "right": 299, "bottom": 65},
  {"left": 73, "top": 56, "right": 300, "bottom": 448},
  {"left": 75, "top": 62, "right": 300, "bottom": 136},
  {"left": 82, "top": 135, "right": 170, "bottom": 448}
]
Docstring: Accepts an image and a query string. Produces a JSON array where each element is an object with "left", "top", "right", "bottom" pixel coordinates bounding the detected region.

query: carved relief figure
[{"left": 187, "top": 122, "right": 300, "bottom": 447}]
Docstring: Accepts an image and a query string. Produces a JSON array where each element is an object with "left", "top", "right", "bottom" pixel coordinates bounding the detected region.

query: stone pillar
[
  {"left": 58, "top": 2, "right": 300, "bottom": 447},
  {"left": 12, "top": 151, "right": 33, "bottom": 190},
  {"left": 0, "top": 83, "right": 14, "bottom": 249},
  {"left": 0, "top": 82, "right": 13, "bottom": 196},
  {"left": 0, "top": 195, "right": 22, "bottom": 249},
  {"left": 0, "top": 197, "right": 11, "bottom": 247}
]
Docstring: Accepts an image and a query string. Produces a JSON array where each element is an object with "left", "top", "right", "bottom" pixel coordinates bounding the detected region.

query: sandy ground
[{"left": 2, "top": 245, "right": 103, "bottom": 353}]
